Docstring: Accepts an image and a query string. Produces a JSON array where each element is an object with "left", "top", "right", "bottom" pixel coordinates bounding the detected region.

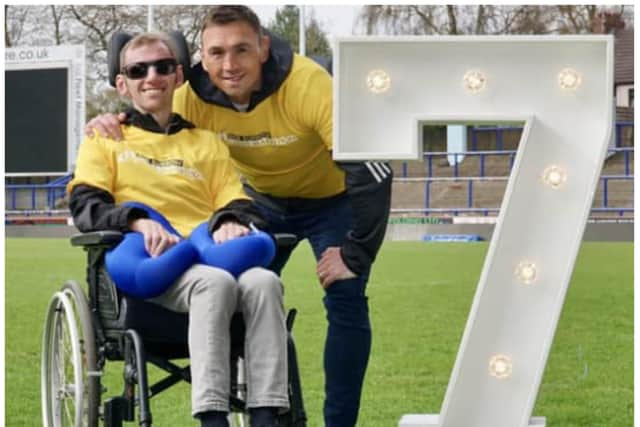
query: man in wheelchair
[{"left": 67, "top": 32, "right": 288, "bottom": 427}]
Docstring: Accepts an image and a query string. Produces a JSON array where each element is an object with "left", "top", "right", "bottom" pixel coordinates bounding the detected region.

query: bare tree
[
  {"left": 505, "top": 5, "right": 555, "bottom": 34},
  {"left": 359, "top": 5, "right": 509, "bottom": 35},
  {"left": 65, "top": 5, "right": 146, "bottom": 114},
  {"left": 153, "top": 5, "right": 213, "bottom": 59},
  {"left": 50, "top": 6, "right": 66, "bottom": 45},
  {"left": 5, "top": 5, "right": 31, "bottom": 47},
  {"left": 69, "top": 5, "right": 145, "bottom": 52},
  {"left": 446, "top": 5, "right": 458, "bottom": 35},
  {"left": 474, "top": 5, "right": 486, "bottom": 35},
  {"left": 555, "top": 5, "right": 598, "bottom": 33},
  {"left": 360, "top": 5, "right": 435, "bottom": 35},
  {"left": 5, "top": 5, "right": 10, "bottom": 47},
  {"left": 357, "top": 4, "right": 632, "bottom": 36},
  {"left": 5, "top": 4, "right": 633, "bottom": 116}
]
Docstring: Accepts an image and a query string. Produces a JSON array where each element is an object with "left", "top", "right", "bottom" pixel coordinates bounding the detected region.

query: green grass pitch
[{"left": 5, "top": 238, "right": 632, "bottom": 426}]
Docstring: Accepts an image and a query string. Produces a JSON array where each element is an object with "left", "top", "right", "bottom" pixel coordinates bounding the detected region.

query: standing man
[{"left": 87, "top": 6, "right": 392, "bottom": 426}]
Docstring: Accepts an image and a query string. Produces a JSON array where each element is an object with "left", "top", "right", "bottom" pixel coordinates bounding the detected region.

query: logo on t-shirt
[
  {"left": 117, "top": 150, "right": 203, "bottom": 180},
  {"left": 219, "top": 131, "right": 298, "bottom": 147}
]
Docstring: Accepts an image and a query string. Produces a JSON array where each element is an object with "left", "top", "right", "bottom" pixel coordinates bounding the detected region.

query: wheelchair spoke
[
  {"left": 51, "top": 303, "right": 80, "bottom": 427},
  {"left": 63, "top": 397, "right": 74, "bottom": 426},
  {"left": 69, "top": 305, "right": 91, "bottom": 425},
  {"left": 44, "top": 284, "right": 99, "bottom": 427},
  {"left": 53, "top": 313, "right": 66, "bottom": 393},
  {"left": 51, "top": 314, "right": 65, "bottom": 425}
]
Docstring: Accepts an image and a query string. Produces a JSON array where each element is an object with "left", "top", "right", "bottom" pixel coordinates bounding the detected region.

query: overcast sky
[{"left": 251, "top": 4, "right": 364, "bottom": 40}]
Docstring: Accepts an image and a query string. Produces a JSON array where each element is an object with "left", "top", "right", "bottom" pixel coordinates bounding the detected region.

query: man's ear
[
  {"left": 259, "top": 34, "right": 271, "bottom": 64},
  {"left": 115, "top": 74, "right": 130, "bottom": 97},
  {"left": 200, "top": 47, "right": 208, "bottom": 71}
]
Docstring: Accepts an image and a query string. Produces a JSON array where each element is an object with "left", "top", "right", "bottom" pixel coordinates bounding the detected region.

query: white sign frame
[{"left": 5, "top": 44, "right": 85, "bottom": 176}]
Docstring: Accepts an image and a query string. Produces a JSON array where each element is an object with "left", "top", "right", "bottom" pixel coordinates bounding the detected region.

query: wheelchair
[{"left": 41, "top": 230, "right": 307, "bottom": 427}]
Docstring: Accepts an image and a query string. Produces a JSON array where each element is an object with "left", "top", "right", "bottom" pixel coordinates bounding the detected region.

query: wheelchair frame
[{"left": 41, "top": 231, "right": 307, "bottom": 427}]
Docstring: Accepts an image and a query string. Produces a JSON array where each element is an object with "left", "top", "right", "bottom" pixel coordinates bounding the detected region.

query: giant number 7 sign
[{"left": 332, "top": 36, "right": 613, "bottom": 427}]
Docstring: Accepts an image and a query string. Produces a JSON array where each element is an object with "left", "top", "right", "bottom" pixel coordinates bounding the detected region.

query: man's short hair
[
  {"left": 200, "top": 5, "right": 264, "bottom": 37},
  {"left": 119, "top": 32, "right": 177, "bottom": 68}
]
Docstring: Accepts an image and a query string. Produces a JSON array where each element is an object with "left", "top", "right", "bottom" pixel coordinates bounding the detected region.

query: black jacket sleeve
[
  {"left": 68, "top": 184, "right": 149, "bottom": 233},
  {"left": 207, "top": 199, "right": 268, "bottom": 234},
  {"left": 336, "top": 161, "right": 393, "bottom": 275}
]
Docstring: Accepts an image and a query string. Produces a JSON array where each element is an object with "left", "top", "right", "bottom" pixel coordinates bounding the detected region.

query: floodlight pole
[
  {"left": 148, "top": 5, "right": 154, "bottom": 32},
  {"left": 299, "top": 5, "right": 306, "bottom": 56}
]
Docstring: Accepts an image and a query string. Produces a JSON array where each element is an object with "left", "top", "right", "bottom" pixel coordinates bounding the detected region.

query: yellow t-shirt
[
  {"left": 68, "top": 125, "right": 248, "bottom": 236},
  {"left": 173, "top": 54, "right": 345, "bottom": 199}
]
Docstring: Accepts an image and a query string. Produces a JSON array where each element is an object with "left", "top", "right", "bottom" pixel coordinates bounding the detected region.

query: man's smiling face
[
  {"left": 116, "top": 41, "right": 182, "bottom": 116},
  {"left": 200, "top": 21, "right": 270, "bottom": 105}
]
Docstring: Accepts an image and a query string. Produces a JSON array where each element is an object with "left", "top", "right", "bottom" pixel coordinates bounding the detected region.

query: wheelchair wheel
[{"left": 41, "top": 281, "right": 100, "bottom": 427}]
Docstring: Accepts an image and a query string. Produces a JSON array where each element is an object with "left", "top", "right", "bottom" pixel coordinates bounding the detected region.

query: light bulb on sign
[
  {"left": 366, "top": 69, "right": 391, "bottom": 94},
  {"left": 489, "top": 354, "right": 513, "bottom": 379},
  {"left": 515, "top": 261, "right": 537, "bottom": 285},
  {"left": 542, "top": 165, "right": 567, "bottom": 189},
  {"left": 463, "top": 70, "right": 487, "bottom": 93},
  {"left": 558, "top": 68, "right": 582, "bottom": 90}
]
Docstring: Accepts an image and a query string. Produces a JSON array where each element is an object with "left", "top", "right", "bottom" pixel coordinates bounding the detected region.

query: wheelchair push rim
[{"left": 41, "top": 281, "right": 99, "bottom": 427}]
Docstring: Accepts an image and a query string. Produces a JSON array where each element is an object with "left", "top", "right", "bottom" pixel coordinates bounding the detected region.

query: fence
[
  {"left": 4, "top": 123, "right": 635, "bottom": 219},
  {"left": 5, "top": 174, "right": 70, "bottom": 213},
  {"left": 393, "top": 175, "right": 633, "bottom": 217},
  {"left": 468, "top": 122, "right": 633, "bottom": 150},
  {"left": 400, "top": 147, "right": 633, "bottom": 179},
  {"left": 395, "top": 121, "right": 634, "bottom": 217}
]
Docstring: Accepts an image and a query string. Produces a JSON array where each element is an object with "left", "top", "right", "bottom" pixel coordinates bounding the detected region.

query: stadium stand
[
  {"left": 390, "top": 123, "right": 634, "bottom": 220},
  {"left": 4, "top": 124, "right": 634, "bottom": 234}
]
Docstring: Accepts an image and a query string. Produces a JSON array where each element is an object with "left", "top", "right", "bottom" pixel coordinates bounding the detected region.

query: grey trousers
[{"left": 149, "top": 264, "right": 289, "bottom": 416}]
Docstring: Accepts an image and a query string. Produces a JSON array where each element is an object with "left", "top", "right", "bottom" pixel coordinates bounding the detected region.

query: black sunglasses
[{"left": 121, "top": 58, "right": 178, "bottom": 80}]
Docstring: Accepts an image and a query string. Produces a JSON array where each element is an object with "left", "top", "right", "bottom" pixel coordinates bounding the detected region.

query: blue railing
[
  {"left": 402, "top": 150, "right": 516, "bottom": 178},
  {"left": 4, "top": 123, "right": 636, "bottom": 219},
  {"left": 470, "top": 125, "right": 523, "bottom": 151},
  {"left": 403, "top": 121, "right": 634, "bottom": 178},
  {"left": 468, "top": 122, "right": 634, "bottom": 150},
  {"left": 615, "top": 121, "right": 634, "bottom": 148},
  {"left": 401, "top": 147, "right": 633, "bottom": 179},
  {"left": 601, "top": 175, "right": 634, "bottom": 209},
  {"left": 5, "top": 174, "right": 71, "bottom": 211},
  {"left": 393, "top": 175, "right": 633, "bottom": 217}
]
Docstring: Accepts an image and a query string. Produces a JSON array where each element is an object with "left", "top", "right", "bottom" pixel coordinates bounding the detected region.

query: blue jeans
[{"left": 251, "top": 189, "right": 371, "bottom": 427}]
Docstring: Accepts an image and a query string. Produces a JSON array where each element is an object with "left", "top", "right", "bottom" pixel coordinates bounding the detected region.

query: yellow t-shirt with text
[
  {"left": 173, "top": 54, "right": 345, "bottom": 199},
  {"left": 68, "top": 125, "right": 248, "bottom": 236}
]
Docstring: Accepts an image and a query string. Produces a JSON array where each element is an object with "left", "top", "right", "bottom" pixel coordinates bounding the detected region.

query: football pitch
[{"left": 5, "top": 238, "right": 633, "bottom": 426}]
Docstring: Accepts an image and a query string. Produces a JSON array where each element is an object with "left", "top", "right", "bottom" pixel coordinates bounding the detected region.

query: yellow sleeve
[
  {"left": 208, "top": 140, "right": 251, "bottom": 209},
  {"left": 288, "top": 58, "right": 334, "bottom": 150},
  {"left": 173, "top": 83, "right": 212, "bottom": 130},
  {"left": 67, "top": 136, "right": 114, "bottom": 195},
  {"left": 172, "top": 83, "right": 191, "bottom": 120}
]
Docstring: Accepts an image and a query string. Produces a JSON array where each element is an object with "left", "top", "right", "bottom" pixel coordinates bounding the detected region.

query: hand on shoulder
[{"left": 85, "top": 112, "right": 127, "bottom": 140}]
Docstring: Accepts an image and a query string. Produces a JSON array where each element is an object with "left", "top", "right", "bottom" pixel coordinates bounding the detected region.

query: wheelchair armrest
[
  {"left": 70, "top": 231, "right": 124, "bottom": 248},
  {"left": 273, "top": 233, "right": 297, "bottom": 249},
  {"left": 71, "top": 230, "right": 294, "bottom": 249}
]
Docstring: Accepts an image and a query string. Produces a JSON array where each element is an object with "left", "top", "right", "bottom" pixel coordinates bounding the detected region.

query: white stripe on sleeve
[{"left": 365, "top": 162, "right": 383, "bottom": 183}]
